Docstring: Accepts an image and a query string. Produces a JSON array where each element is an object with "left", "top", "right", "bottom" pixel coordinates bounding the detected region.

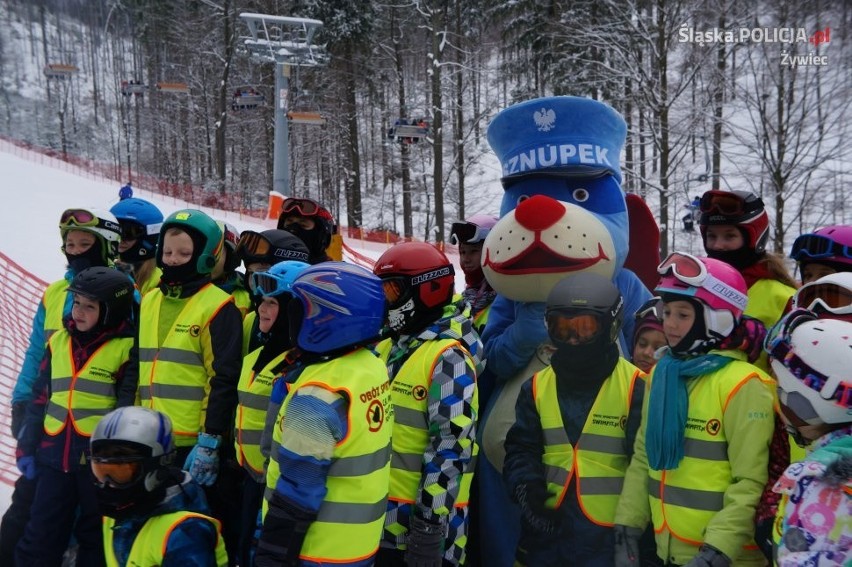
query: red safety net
[{"left": 0, "top": 252, "right": 49, "bottom": 486}]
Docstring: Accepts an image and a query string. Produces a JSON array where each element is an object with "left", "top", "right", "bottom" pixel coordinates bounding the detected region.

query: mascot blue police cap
[{"left": 487, "top": 96, "right": 627, "bottom": 184}]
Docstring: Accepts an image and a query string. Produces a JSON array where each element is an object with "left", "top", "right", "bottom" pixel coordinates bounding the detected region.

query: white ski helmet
[
  {"left": 769, "top": 316, "right": 852, "bottom": 426},
  {"left": 59, "top": 207, "right": 122, "bottom": 259}
]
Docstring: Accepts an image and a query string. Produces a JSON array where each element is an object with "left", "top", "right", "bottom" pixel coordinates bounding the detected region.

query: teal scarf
[{"left": 646, "top": 350, "right": 734, "bottom": 471}]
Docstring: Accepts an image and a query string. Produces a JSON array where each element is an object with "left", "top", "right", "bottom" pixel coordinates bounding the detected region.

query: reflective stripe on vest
[
  {"left": 103, "top": 511, "right": 227, "bottom": 567},
  {"left": 647, "top": 360, "right": 770, "bottom": 545},
  {"left": 387, "top": 338, "right": 478, "bottom": 508},
  {"left": 43, "top": 279, "right": 70, "bottom": 343},
  {"left": 43, "top": 330, "right": 132, "bottom": 436},
  {"left": 265, "top": 349, "right": 392, "bottom": 563},
  {"left": 533, "top": 358, "right": 641, "bottom": 526},
  {"left": 235, "top": 348, "right": 289, "bottom": 474},
  {"left": 138, "top": 284, "right": 233, "bottom": 446}
]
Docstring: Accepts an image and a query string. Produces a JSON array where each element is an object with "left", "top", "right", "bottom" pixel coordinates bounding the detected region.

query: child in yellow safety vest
[
  {"left": 503, "top": 273, "right": 651, "bottom": 566},
  {"left": 614, "top": 253, "right": 775, "bottom": 567},
  {"left": 15, "top": 267, "right": 138, "bottom": 566},
  {"left": 91, "top": 406, "right": 228, "bottom": 567}
]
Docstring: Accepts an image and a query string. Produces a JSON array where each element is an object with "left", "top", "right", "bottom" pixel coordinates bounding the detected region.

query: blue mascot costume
[{"left": 475, "top": 96, "right": 656, "bottom": 566}]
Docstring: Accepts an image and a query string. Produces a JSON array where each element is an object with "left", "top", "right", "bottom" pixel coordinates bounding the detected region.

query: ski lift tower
[{"left": 239, "top": 12, "right": 327, "bottom": 196}]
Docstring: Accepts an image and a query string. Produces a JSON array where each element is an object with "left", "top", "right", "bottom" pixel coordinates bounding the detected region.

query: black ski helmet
[
  {"left": 68, "top": 267, "right": 135, "bottom": 328},
  {"left": 545, "top": 272, "right": 624, "bottom": 344}
]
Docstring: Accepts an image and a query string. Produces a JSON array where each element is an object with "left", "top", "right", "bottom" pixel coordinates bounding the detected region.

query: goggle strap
[{"left": 700, "top": 274, "right": 748, "bottom": 312}]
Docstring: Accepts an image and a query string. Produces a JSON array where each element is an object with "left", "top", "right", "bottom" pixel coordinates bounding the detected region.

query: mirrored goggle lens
[
  {"left": 119, "top": 221, "right": 147, "bottom": 240},
  {"left": 547, "top": 313, "right": 601, "bottom": 343},
  {"left": 657, "top": 252, "right": 706, "bottom": 285},
  {"left": 253, "top": 272, "right": 286, "bottom": 297},
  {"left": 699, "top": 191, "right": 746, "bottom": 215},
  {"left": 382, "top": 278, "right": 407, "bottom": 304},
  {"left": 90, "top": 457, "right": 143, "bottom": 487},
  {"left": 237, "top": 231, "right": 271, "bottom": 259},
  {"left": 796, "top": 283, "right": 852, "bottom": 314},
  {"left": 281, "top": 198, "right": 320, "bottom": 216},
  {"left": 60, "top": 208, "right": 97, "bottom": 228}
]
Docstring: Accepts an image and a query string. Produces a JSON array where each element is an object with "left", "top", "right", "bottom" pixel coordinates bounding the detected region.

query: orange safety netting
[{"left": 0, "top": 252, "right": 49, "bottom": 486}]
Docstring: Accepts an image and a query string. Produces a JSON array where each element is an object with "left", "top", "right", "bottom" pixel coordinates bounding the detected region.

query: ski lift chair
[{"left": 44, "top": 64, "right": 78, "bottom": 80}]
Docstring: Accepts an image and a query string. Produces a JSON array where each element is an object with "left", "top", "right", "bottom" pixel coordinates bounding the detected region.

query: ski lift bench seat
[
  {"left": 287, "top": 111, "right": 325, "bottom": 125},
  {"left": 156, "top": 82, "right": 189, "bottom": 94},
  {"left": 44, "top": 64, "right": 78, "bottom": 79}
]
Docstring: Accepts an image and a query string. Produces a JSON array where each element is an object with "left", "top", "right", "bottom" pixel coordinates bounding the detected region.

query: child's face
[
  {"left": 800, "top": 262, "right": 836, "bottom": 285},
  {"left": 161, "top": 230, "right": 194, "bottom": 267},
  {"left": 72, "top": 294, "right": 100, "bottom": 332},
  {"left": 704, "top": 225, "right": 744, "bottom": 252},
  {"left": 257, "top": 297, "right": 280, "bottom": 333},
  {"left": 458, "top": 243, "right": 483, "bottom": 274},
  {"left": 662, "top": 300, "right": 696, "bottom": 349},
  {"left": 64, "top": 230, "right": 96, "bottom": 256},
  {"left": 632, "top": 329, "right": 666, "bottom": 373},
  {"left": 282, "top": 215, "right": 315, "bottom": 231}
]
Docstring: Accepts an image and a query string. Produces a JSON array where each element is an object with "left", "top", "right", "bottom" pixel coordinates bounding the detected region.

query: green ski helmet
[{"left": 156, "top": 209, "right": 224, "bottom": 275}]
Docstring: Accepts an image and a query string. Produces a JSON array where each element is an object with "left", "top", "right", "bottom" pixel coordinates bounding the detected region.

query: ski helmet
[
  {"left": 655, "top": 252, "right": 748, "bottom": 348},
  {"left": 790, "top": 225, "right": 852, "bottom": 272},
  {"left": 59, "top": 207, "right": 122, "bottom": 262},
  {"left": 237, "top": 229, "right": 310, "bottom": 267},
  {"left": 68, "top": 267, "right": 135, "bottom": 328},
  {"left": 156, "top": 209, "right": 223, "bottom": 275},
  {"left": 373, "top": 242, "right": 456, "bottom": 334},
  {"left": 215, "top": 220, "right": 242, "bottom": 273},
  {"left": 110, "top": 198, "right": 164, "bottom": 263},
  {"left": 449, "top": 214, "right": 499, "bottom": 246},
  {"left": 289, "top": 262, "right": 386, "bottom": 353},
  {"left": 90, "top": 407, "right": 176, "bottom": 519},
  {"left": 768, "top": 316, "right": 852, "bottom": 426},
  {"left": 545, "top": 272, "right": 624, "bottom": 345},
  {"left": 699, "top": 190, "right": 769, "bottom": 255}
]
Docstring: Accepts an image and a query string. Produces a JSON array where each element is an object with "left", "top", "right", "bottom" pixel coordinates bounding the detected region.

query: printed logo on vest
[{"left": 705, "top": 419, "right": 721, "bottom": 436}]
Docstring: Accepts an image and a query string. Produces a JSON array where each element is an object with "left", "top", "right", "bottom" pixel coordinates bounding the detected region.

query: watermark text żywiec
[{"left": 679, "top": 25, "right": 831, "bottom": 67}]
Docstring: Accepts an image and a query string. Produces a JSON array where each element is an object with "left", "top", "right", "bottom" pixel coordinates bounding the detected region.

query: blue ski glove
[
  {"left": 17, "top": 455, "right": 37, "bottom": 480},
  {"left": 183, "top": 432, "right": 221, "bottom": 486}
]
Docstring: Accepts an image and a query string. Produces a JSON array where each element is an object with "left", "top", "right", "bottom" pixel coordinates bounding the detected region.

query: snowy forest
[{"left": 0, "top": 0, "right": 849, "bottom": 255}]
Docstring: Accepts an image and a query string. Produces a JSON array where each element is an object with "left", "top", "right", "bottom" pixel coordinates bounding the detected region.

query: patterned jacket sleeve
[{"left": 417, "top": 345, "right": 477, "bottom": 522}]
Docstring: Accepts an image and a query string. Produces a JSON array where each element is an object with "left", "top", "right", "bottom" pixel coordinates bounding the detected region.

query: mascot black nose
[{"left": 515, "top": 195, "right": 565, "bottom": 232}]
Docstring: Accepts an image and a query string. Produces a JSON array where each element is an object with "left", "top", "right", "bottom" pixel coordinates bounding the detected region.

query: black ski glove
[
  {"left": 514, "top": 482, "right": 561, "bottom": 535},
  {"left": 683, "top": 544, "right": 732, "bottom": 567},
  {"left": 255, "top": 492, "right": 316, "bottom": 567},
  {"left": 405, "top": 515, "right": 444, "bottom": 567}
]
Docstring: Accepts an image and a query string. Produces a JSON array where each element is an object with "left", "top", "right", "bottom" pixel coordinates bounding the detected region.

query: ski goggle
[
  {"left": 635, "top": 297, "right": 663, "bottom": 321},
  {"left": 281, "top": 198, "right": 322, "bottom": 217},
  {"left": 546, "top": 312, "right": 602, "bottom": 344},
  {"left": 381, "top": 277, "right": 408, "bottom": 304},
  {"left": 60, "top": 208, "right": 98, "bottom": 228},
  {"left": 449, "top": 222, "right": 490, "bottom": 246},
  {"left": 237, "top": 231, "right": 273, "bottom": 259},
  {"left": 699, "top": 191, "right": 756, "bottom": 216},
  {"left": 790, "top": 233, "right": 852, "bottom": 261},
  {"left": 795, "top": 281, "right": 852, "bottom": 315},
  {"left": 657, "top": 252, "right": 708, "bottom": 287},
  {"left": 90, "top": 455, "right": 145, "bottom": 487},
  {"left": 770, "top": 340, "right": 852, "bottom": 408},
  {"left": 252, "top": 271, "right": 292, "bottom": 297},
  {"left": 118, "top": 221, "right": 147, "bottom": 241}
]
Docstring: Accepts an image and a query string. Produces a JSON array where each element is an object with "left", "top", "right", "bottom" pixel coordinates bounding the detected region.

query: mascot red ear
[{"left": 624, "top": 192, "right": 661, "bottom": 293}]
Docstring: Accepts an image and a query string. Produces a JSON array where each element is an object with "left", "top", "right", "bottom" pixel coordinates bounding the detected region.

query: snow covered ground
[{"left": 0, "top": 141, "right": 467, "bottom": 515}]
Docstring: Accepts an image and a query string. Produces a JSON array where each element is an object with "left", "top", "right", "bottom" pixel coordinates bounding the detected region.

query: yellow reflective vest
[
  {"left": 103, "top": 511, "right": 227, "bottom": 567},
  {"left": 533, "top": 358, "right": 642, "bottom": 525},
  {"left": 242, "top": 311, "right": 257, "bottom": 356},
  {"left": 231, "top": 287, "right": 252, "bottom": 319},
  {"left": 387, "top": 338, "right": 478, "bottom": 508},
  {"left": 43, "top": 330, "right": 132, "bottom": 436},
  {"left": 235, "top": 347, "right": 289, "bottom": 476},
  {"left": 744, "top": 278, "right": 795, "bottom": 330},
  {"left": 138, "top": 284, "right": 234, "bottom": 446},
  {"left": 265, "top": 348, "right": 392, "bottom": 563},
  {"left": 43, "top": 279, "right": 70, "bottom": 343},
  {"left": 648, "top": 359, "right": 773, "bottom": 548}
]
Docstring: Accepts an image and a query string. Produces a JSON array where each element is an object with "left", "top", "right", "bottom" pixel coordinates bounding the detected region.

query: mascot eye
[
  {"left": 572, "top": 188, "right": 589, "bottom": 202},
  {"left": 516, "top": 194, "right": 530, "bottom": 206}
]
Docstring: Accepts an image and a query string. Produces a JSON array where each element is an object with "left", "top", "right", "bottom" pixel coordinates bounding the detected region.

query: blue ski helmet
[
  {"left": 289, "top": 262, "right": 386, "bottom": 353},
  {"left": 252, "top": 260, "right": 311, "bottom": 298},
  {"left": 110, "top": 198, "right": 164, "bottom": 263}
]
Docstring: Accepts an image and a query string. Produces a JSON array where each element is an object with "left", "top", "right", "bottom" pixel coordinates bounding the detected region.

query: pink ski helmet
[
  {"left": 790, "top": 224, "right": 852, "bottom": 269},
  {"left": 655, "top": 252, "right": 748, "bottom": 340}
]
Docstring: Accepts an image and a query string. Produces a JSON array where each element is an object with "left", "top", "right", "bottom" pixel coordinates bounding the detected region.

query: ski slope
[{"left": 0, "top": 139, "right": 466, "bottom": 514}]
